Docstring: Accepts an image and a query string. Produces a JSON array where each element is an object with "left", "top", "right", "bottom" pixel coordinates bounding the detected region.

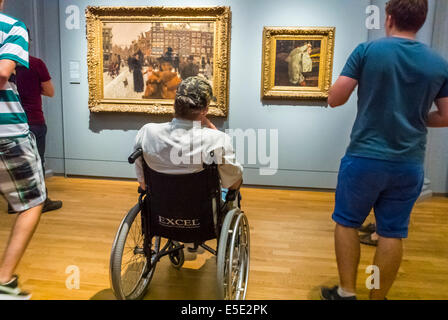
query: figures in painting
[
  {"left": 204, "top": 58, "right": 212, "bottom": 80},
  {"left": 173, "top": 54, "right": 180, "bottom": 73},
  {"left": 180, "top": 55, "right": 199, "bottom": 80},
  {"left": 129, "top": 53, "right": 144, "bottom": 93},
  {"left": 285, "top": 43, "right": 313, "bottom": 86},
  {"left": 102, "top": 22, "right": 215, "bottom": 100},
  {"left": 107, "top": 54, "right": 122, "bottom": 78},
  {"left": 273, "top": 39, "right": 321, "bottom": 88},
  {"left": 142, "top": 57, "right": 182, "bottom": 99}
]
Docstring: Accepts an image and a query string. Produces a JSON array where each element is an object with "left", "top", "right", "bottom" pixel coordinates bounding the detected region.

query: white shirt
[{"left": 134, "top": 118, "right": 243, "bottom": 189}]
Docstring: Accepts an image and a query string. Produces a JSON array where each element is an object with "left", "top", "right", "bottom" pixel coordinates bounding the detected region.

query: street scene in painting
[
  {"left": 274, "top": 39, "right": 322, "bottom": 88},
  {"left": 102, "top": 22, "right": 215, "bottom": 100}
]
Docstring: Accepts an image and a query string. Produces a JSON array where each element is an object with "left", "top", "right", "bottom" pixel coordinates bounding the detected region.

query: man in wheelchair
[
  {"left": 109, "top": 76, "right": 249, "bottom": 300},
  {"left": 133, "top": 76, "right": 243, "bottom": 195}
]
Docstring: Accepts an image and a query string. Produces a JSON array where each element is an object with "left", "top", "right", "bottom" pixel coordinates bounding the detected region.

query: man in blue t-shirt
[{"left": 321, "top": 0, "right": 448, "bottom": 300}]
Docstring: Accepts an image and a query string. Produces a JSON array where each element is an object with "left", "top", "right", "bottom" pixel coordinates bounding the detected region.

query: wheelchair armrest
[
  {"left": 225, "top": 189, "right": 239, "bottom": 202},
  {"left": 128, "top": 148, "right": 143, "bottom": 164}
]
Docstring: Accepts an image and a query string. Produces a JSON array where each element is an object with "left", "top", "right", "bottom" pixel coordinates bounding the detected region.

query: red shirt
[{"left": 16, "top": 56, "right": 52, "bottom": 125}]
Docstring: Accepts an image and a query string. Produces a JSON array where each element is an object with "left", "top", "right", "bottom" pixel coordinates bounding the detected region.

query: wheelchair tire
[
  {"left": 216, "top": 208, "right": 250, "bottom": 300},
  {"left": 168, "top": 241, "right": 185, "bottom": 269},
  {"left": 110, "top": 203, "right": 158, "bottom": 300}
]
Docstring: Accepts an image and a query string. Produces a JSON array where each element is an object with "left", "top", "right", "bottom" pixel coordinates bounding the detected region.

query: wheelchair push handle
[{"left": 128, "top": 148, "right": 143, "bottom": 164}]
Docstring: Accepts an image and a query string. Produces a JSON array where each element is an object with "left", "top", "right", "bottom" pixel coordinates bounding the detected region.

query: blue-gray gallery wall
[
  {"left": 58, "top": 0, "right": 370, "bottom": 188},
  {"left": 5, "top": 0, "right": 448, "bottom": 193}
]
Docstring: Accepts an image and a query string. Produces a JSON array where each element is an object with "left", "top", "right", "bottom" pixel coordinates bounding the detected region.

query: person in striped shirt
[{"left": 0, "top": 0, "right": 46, "bottom": 300}]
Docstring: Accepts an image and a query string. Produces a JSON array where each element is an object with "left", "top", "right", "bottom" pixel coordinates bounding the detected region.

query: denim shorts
[{"left": 332, "top": 155, "right": 424, "bottom": 239}]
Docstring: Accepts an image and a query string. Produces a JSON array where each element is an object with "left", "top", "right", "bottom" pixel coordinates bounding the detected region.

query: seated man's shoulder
[
  {"left": 139, "top": 122, "right": 172, "bottom": 140},
  {"left": 140, "top": 122, "right": 170, "bottom": 132}
]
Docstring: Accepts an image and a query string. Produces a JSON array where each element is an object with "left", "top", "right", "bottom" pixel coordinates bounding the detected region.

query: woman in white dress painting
[{"left": 285, "top": 42, "right": 313, "bottom": 86}]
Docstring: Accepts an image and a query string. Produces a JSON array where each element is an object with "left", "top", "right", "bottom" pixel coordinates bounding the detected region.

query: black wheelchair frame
[{"left": 109, "top": 148, "right": 250, "bottom": 300}]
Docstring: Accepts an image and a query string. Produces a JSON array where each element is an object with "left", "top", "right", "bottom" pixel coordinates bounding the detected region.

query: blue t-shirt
[{"left": 341, "top": 37, "right": 448, "bottom": 163}]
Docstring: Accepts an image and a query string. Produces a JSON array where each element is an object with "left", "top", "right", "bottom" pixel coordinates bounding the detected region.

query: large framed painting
[
  {"left": 86, "top": 6, "right": 231, "bottom": 116},
  {"left": 261, "top": 27, "right": 335, "bottom": 100}
]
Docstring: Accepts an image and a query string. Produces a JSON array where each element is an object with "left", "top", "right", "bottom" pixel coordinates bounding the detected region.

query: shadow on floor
[
  {"left": 90, "top": 288, "right": 116, "bottom": 300},
  {"left": 90, "top": 253, "right": 219, "bottom": 300},
  {"left": 308, "top": 277, "right": 339, "bottom": 300}
]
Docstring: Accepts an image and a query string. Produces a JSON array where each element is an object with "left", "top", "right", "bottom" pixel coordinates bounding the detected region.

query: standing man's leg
[
  {"left": 369, "top": 237, "right": 402, "bottom": 300},
  {"left": 369, "top": 164, "right": 424, "bottom": 300},
  {"left": 0, "top": 204, "right": 42, "bottom": 283},
  {"left": 334, "top": 224, "right": 360, "bottom": 294},
  {"left": 29, "top": 124, "right": 46, "bottom": 171},
  {"left": 321, "top": 156, "right": 383, "bottom": 300},
  {"left": 28, "top": 125, "right": 62, "bottom": 213}
]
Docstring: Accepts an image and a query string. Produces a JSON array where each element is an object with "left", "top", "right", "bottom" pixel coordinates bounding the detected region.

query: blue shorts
[{"left": 332, "top": 155, "right": 424, "bottom": 239}]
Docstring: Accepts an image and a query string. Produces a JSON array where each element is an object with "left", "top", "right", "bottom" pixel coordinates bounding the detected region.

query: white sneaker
[{"left": 0, "top": 276, "right": 32, "bottom": 300}]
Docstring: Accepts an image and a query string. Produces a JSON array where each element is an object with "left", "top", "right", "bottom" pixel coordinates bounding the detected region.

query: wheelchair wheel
[
  {"left": 168, "top": 241, "right": 185, "bottom": 269},
  {"left": 216, "top": 208, "right": 250, "bottom": 300},
  {"left": 110, "top": 203, "right": 160, "bottom": 300}
]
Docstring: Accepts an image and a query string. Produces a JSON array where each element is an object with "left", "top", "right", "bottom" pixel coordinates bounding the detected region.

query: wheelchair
[{"left": 109, "top": 148, "right": 250, "bottom": 300}]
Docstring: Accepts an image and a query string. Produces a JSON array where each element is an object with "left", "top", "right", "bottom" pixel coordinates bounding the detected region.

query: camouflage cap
[{"left": 176, "top": 76, "right": 216, "bottom": 108}]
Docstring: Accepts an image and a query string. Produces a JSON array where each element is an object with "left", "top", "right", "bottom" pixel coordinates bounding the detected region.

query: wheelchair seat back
[{"left": 143, "top": 163, "right": 221, "bottom": 243}]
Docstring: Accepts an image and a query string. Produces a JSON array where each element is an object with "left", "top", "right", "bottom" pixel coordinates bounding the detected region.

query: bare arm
[
  {"left": 0, "top": 59, "right": 16, "bottom": 89},
  {"left": 41, "top": 80, "right": 55, "bottom": 97},
  {"left": 328, "top": 76, "right": 358, "bottom": 108},
  {"left": 426, "top": 97, "right": 448, "bottom": 128},
  {"left": 201, "top": 115, "right": 217, "bottom": 130}
]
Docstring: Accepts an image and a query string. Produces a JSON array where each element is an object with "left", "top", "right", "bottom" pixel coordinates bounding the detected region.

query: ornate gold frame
[
  {"left": 86, "top": 6, "right": 231, "bottom": 116},
  {"left": 261, "top": 27, "right": 335, "bottom": 100}
]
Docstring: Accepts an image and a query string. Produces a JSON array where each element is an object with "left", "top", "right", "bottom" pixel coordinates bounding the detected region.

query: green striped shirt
[{"left": 0, "top": 13, "right": 29, "bottom": 138}]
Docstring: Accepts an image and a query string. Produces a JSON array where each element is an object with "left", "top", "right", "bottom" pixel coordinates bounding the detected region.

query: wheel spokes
[
  {"left": 120, "top": 212, "right": 150, "bottom": 297},
  {"left": 226, "top": 214, "right": 250, "bottom": 300}
]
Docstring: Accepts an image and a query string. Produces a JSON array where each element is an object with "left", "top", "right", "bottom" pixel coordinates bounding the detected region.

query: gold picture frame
[
  {"left": 86, "top": 6, "right": 231, "bottom": 116},
  {"left": 261, "top": 27, "right": 335, "bottom": 100}
]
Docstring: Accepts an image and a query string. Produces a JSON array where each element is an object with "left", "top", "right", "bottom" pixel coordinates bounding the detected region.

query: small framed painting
[{"left": 261, "top": 27, "right": 336, "bottom": 100}]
